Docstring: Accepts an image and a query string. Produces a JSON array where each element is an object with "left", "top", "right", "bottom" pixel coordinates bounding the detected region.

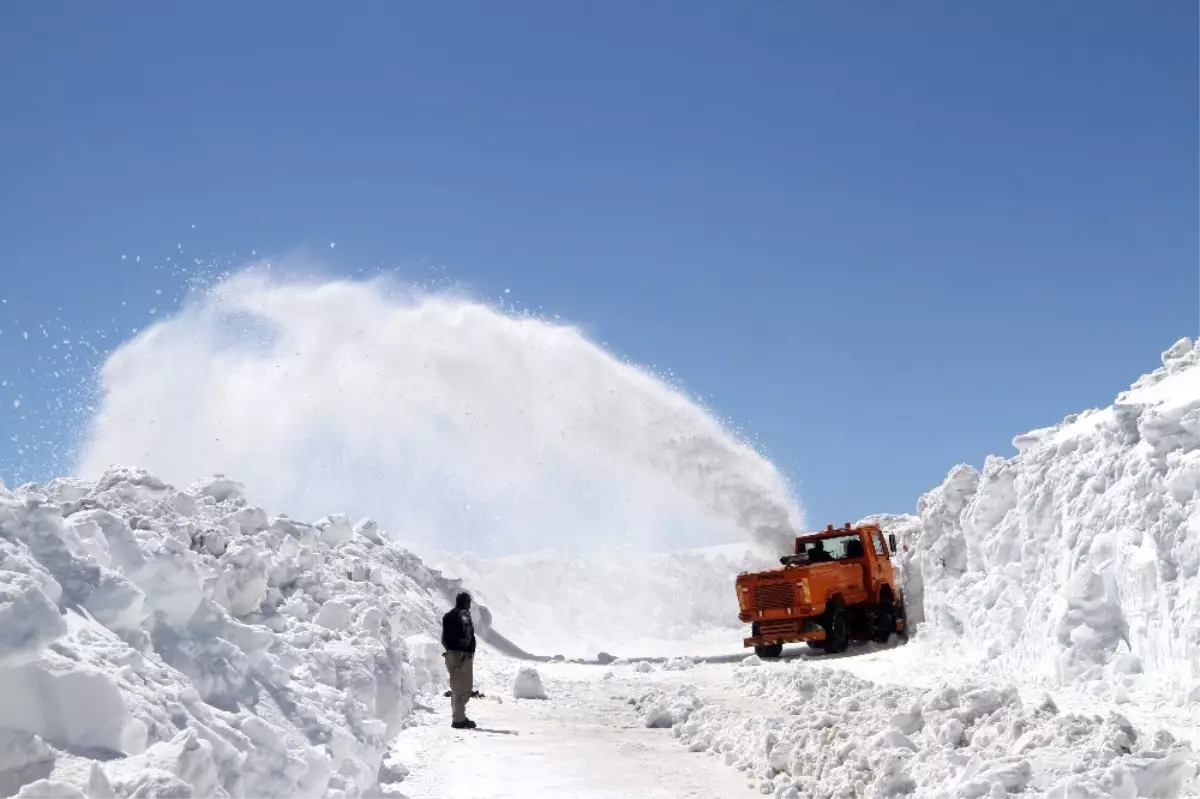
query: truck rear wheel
[{"left": 754, "top": 642, "right": 783, "bottom": 659}]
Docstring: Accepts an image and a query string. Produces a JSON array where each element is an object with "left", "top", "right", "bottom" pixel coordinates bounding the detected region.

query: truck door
[{"left": 870, "top": 530, "right": 891, "bottom": 597}]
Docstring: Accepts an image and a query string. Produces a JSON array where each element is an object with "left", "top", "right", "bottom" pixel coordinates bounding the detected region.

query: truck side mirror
[{"left": 888, "top": 533, "right": 897, "bottom": 553}]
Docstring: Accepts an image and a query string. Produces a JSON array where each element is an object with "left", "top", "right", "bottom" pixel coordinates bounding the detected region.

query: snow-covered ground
[
  {"left": 388, "top": 643, "right": 1200, "bottom": 798},
  {"left": 392, "top": 654, "right": 753, "bottom": 798}
]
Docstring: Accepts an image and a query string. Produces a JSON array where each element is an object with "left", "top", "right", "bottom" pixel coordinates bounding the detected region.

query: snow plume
[
  {"left": 0, "top": 467, "right": 455, "bottom": 798},
  {"left": 425, "top": 543, "right": 774, "bottom": 657},
  {"left": 76, "top": 265, "right": 802, "bottom": 556},
  {"left": 910, "top": 338, "right": 1200, "bottom": 702}
]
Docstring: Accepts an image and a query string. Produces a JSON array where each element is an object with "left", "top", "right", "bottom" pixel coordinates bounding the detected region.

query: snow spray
[{"left": 76, "top": 265, "right": 802, "bottom": 555}]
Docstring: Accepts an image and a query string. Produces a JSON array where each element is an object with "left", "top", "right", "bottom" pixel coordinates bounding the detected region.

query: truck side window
[{"left": 872, "top": 531, "right": 886, "bottom": 557}]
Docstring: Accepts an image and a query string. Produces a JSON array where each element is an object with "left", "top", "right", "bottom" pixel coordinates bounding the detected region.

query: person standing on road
[{"left": 442, "top": 591, "right": 477, "bottom": 729}]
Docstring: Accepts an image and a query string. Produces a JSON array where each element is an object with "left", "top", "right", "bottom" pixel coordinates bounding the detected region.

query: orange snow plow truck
[{"left": 735, "top": 522, "right": 907, "bottom": 657}]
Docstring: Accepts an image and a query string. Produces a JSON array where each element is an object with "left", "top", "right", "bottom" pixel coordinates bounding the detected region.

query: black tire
[
  {"left": 754, "top": 642, "right": 784, "bottom": 659},
  {"left": 822, "top": 605, "right": 849, "bottom": 654},
  {"left": 871, "top": 592, "right": 897, "bottom": 644}
]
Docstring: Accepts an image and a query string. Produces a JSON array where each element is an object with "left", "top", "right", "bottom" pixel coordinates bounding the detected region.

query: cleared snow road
[
  {"left": 392, "top": 658, "right": 753, "bottom": 799},
  {"left": 392, "top": 637, "right": 1200, "bottom": 798}
]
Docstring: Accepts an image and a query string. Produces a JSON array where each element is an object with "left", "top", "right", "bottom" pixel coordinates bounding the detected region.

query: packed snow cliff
[
  {"left": 904, "top": 337, "right": 1200, "bottom": 703},
  {"left": 0, "top": 468, "right": 468, "bottom": 798}
]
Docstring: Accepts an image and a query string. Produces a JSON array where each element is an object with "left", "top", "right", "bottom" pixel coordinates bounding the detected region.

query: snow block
[
  {"left": 512, "top": 667, "right": 547, "bottom": 699},
  {"left": 0, "top": 654, "right": 147, "bottom": 755},
  {"left": 0, "top": 572, "right": 66, "bottom": 667},
  {"left": 316, "top": 514, "right": 355, "bottom": 547},
  {"left": 315, "top": 599, "right": 352, "bottom": 630}
]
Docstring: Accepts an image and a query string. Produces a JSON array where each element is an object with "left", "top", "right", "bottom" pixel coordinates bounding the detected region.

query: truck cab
[{"left": 734, "top": 522, "right": 906, "bottom": 657}]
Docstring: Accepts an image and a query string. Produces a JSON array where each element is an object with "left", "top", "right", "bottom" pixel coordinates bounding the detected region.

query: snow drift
[
  {"left": 636, "top": 660, "right": 1199, "bottom": 798},
  {"left": 75, "top": 266, "right": 803, "bottom": 557},
  {"left": 0, "top": 467, "right": 465, "bottom": 798},
  {"left": 908, "top": 338, "right": 1200, "bottom": 702}
]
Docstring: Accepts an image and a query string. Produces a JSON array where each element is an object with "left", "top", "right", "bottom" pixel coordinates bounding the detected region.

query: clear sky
[{"left": 1, "top": 2, "right": 1196, "bottom": 531}]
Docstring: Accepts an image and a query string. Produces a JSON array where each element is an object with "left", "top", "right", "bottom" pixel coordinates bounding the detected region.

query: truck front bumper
[{"left": 743, "top": 618, "right": 825, "bottom": 648}]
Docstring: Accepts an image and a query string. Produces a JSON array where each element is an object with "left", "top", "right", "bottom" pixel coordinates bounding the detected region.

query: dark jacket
[{"left": 442, "top": 607, "right": 476, "bottom": 654}]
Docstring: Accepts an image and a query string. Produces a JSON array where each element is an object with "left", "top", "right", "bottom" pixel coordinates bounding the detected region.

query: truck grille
[
  {"left": 753, "top": 582, "right": 795, "bottom": 610},
  {"left": 759, "top": 619, "right": 799, "bottom": 637}
]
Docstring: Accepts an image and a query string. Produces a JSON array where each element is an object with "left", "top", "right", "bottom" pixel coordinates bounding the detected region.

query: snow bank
[
  {"left": 641, "top": 661, "right": 1200, "bottom": 798},
  {"left": 424, "top": 542, "right": 773, "bottom": 657},
  {"left": 909, "top": 338, "right": 1200, "bottom": 701},
  {"left": 858, "top": 513, "right": 923, "bottom": 626},
  {"left": 633, "top": 683, "right": 703, "bottom": 729},
  {"left": 512, "top": 667, "right": 547, "bottom": 700},
  {"left": 0, "top": 467, "right": 461, "bottom": 798}
]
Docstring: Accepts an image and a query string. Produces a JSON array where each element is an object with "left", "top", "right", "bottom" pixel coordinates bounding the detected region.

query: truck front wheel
[
  {"left": 754, "top": 642, "right": 783, "bottom": 658},
  {"left": 822, "top": 606, "right": 849, "bottom": 654}
]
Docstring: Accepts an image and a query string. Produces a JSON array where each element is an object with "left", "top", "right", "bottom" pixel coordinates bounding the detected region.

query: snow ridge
[
  {"left": 0, "top": 467, "right": 460, "bottom": 798},
  {"left": 635, "top": 661, "right": 1199, "bottom": 798},
  {"left": 911, "top": 338, "right": 1200, "bottom": 702}
]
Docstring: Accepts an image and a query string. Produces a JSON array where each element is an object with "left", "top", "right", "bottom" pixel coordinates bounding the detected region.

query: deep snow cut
[
  {"left": 76, "top": 265, "right": 802, "bottom": 557},
  {"left": 0, "top": 467, "right": 459, "bottom": 798},
  {"left": 906, "top": 338, "right": 1200, "bottom": 703}
]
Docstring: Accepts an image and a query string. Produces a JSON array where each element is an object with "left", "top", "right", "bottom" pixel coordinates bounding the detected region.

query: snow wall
[
  {"left": 904, "top": 337, "right": 1200, "bottom": 701},
  {"left": 0, "top": 467, "right": 467, "bottom": 798}
]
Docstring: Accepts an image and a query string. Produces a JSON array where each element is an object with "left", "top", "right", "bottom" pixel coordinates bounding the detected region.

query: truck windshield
[{"left": 795, "top": 534, "right": 865, "bottom": 562}]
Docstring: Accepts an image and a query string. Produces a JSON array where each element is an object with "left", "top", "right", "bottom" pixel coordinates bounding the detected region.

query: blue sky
[{"left": 1, "top": 2, "right": 1196, "bottom": 530}]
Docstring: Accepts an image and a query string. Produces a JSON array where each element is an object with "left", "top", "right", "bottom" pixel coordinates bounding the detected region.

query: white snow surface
[
  {"left": 907, "top": 338, "right": 1200, "bottom": 703},
  {"left": 633, "top": 658, "right": 1200, "bottom": 798},
  {"left": 0, "top": 467, "right": 461, "bottom": 798}
]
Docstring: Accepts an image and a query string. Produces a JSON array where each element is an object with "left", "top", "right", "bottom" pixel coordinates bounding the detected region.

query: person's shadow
[{"left": 471, "top": 728, "right": 519, "bottom": 735}]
